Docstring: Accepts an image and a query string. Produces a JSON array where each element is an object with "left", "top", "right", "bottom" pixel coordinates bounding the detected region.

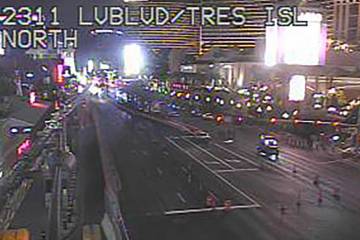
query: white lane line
[
  {"left": 313, "top": 159, "right": 347, "bottom": 165},
  {"left": 181, "top": 167, "right": 188, "bottom": 174},
  {"left": 177, "top": 192, "right": 187, "bottom": 203},
  {"left": 282, "top": 150, "right": 360, "bottom": 169},
  {"left": 216, "top": 168, "right": 259, "bottom": 174},
  {"left": 166, "top": 137, "right": 261, "bottom": 207},
  {"left": 156, "top": 167, "right": 163, "bottom": 176},
  {"left": 203, "top": 161, "right": 221, "bottom": 165},
  {"left": 181, "top": 137, "right": 235, "bottom": 170},
  {"left": 214, "top": 143, "right": 260, "bottom": 168},
  {"left": 169, "top": 136, "right": 180, "bottom": 140},
  {"left": 164, "top": 204, "right": 260, "bottom": 215},
  {"left": 314, "top": 158, "right": 359, "bottom": 165},
  {"left": 224, "top": 159, "right": 242, "bottom": 163}
]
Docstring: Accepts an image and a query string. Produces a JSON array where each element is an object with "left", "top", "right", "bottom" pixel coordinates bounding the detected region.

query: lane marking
[
  {"left": 164, "top": 204, "right": 260, "bottom": 215},
  {"left": 176, "top": 192, "right": 187, "bottom": 203},
  {"left": 233, "top": 147, "right": 351, "bottom": 204},
  {"left": 282, "top": 150, "right": 360, "bottom": 169},
  {"left": 214, "top": 143, "right": 260, "bottom": 168},
  {"left": 166, "top": 137, "right": 261, "bottom": 207},
  {"left": 169, "top": 136, "right": 180, "bottom": 140},
  {"left": 156, "top": 167, "right": 163, "bottom": 176},
  {"left": 224, "top": 159, "right": 242, "bottom": 163},
  {"left": 314, "top": 158, "right": 359, "bottom": 165},
  {"left": 181, "top": 137, "right": 235, "bottom": 170},
  {"left": 203, "top": 161, "right": 221, "bottom": 165},
  {"left": 216, "top": 168, "right": 259, "bottom": 174}
]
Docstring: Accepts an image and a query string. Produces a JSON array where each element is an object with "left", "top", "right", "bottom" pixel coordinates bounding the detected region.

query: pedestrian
[
  {"left": 317, "top": 189, "right": 323, "bottom": 206},
  {"left": 333, "top": 187, "right": 340, "bottom": 201}
]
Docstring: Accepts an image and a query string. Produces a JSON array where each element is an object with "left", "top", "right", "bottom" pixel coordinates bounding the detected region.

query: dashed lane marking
[
  {"left": 214, "top": 143, "right": 260, "bottom": 168},
  {"left": 176, "top": 192, "right": 187, "bottom": 204},
  {"left": 215, "top": 168, "right": 259, "bottom": 174},
  {"left": 164, "top": 204, "right": 260, "bottom": 216},
  {"left": 203, "top": 161, "right": 221, "bottom": 165},
  {"left": 166, "top": 137, "right": 261, "bottom": 208},
  {"left": 224, "top": 159, "right": 242, "bottom": 163},
  {"left": 181, "top": 137, "right": 235, "bottom": 170}
]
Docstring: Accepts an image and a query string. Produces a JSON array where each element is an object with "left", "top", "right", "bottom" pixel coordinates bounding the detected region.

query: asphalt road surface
[
  {"left": 88, "top": 97, "right": 360, "bottom": 240},
  {"left": 68, "top": 100, "right": 106, "bottom": 240}
]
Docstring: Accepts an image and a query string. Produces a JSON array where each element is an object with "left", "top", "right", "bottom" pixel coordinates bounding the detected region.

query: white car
[
  {"left": 202, "top": 113, "right": 214, "bottom": 120},
  {"left": 168, "top": 111, "right": 180, "bottom": 117}
]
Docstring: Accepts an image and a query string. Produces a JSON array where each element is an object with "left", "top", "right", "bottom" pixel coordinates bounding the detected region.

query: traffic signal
[
  {"left": 293, "top": 119, "right": 300, "bottom": 127},
  {"left": 332, "top": 121, "right": 340, "bottom": 127},
  {"left": 216, "top": 114, "right": 224, "bottom": 125}
]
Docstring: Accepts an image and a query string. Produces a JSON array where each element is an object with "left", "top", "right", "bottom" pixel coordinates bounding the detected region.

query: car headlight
[{"left": 269, "top": 154, "right": 278, "bottom": 161}]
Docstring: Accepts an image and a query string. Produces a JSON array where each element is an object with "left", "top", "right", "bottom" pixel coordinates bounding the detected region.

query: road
[
  {"left": 67, "top": 100, "right": 106, "bottom": 240},
  {"left": 10, "top": 172, "right": 48, "bottom": 238},
  {"left": 89, "top": 97, "right": 360, "bottom": 240}
]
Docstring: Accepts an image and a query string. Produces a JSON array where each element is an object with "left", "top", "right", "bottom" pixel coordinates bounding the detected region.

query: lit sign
[
  {"left": 289, "top": 75, "right": 306, "bottom": 101},
  {"left": 0, "top": 31, "right": 4, "bottom": 56},
  {"left": 265, "top": 12, "right": 327, "bottom": 66},
  {"left": 180, "top": 65, "right": 197, "bottom": 73},
  {"left": 55, "top": 64, "right": 64, "bottom": 84},
  {"left": 17, "top": 139, "right": 32, "bottom": 158},
  {"left": 29, "top": 91, "right": 36, "bottom": 105},
  {"left": 124, "top": 44, "right": 143, "bottom": 76},
  {"left": 171, "top": 83, "right": 189, "bottom": 90}
]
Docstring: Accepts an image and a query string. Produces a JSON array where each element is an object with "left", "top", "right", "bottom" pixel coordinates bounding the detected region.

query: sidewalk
[{"left": 10, "top": 173, "right": 48, "bottom": 238}]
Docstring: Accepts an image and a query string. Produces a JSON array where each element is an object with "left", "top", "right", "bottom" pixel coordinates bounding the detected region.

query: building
[
  {"left": 121, "top": 1, "right": 199, "bottom": 54},
  {"left": 199, "top": 0, "right": 272, "bottom": 54},
  {"left": 333, "top": 0, "right": 360, "bottom": 44},
  {"left": 304, "top": 0, "right": 360, "bottom": 46},
  {"left": 122, "top": 0, "right": 272, "bottom": 55}
]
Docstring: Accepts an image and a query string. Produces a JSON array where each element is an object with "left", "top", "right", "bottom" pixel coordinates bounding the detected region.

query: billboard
[
  {"left": 289, "top": 75, "right": 306, "bottom": 101},
  {"left": 265, "top": 12, "right": 327, "bottom": 66}
]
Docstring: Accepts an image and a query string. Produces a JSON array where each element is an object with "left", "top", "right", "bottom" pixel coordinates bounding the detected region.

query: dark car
[{"left": 257, "top": 134, "right": 279, "bottom": 161}]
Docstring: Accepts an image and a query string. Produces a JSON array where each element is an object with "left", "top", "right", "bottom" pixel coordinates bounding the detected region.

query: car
[
  {"left": 257, "top": 134, "right": 279, "bottom": 161},
  {"left": 168, "top": 111, "right": 180, "bottom": 117},
  {"left": 192, "top": 130, "right": 212, "bottom": 144},
  {"left": 191, "top": 109, "right": 202, "bottom": 117},
  {"left": 340, "top": 147, "right": 360, "bottom": 158},
  {"left": 202, "top": 113, "right": 214, "bottom": 120}
]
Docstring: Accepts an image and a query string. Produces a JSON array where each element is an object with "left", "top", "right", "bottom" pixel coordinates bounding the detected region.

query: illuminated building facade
[
  {"left": 305, "top": 0, "right": 360, "bottom": 45},
  {"left": 122, "top": 0, "right": 272, "bottom": 55},
  {"left": 333, "top": 0, "right": 360, "bottom": 44}
]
